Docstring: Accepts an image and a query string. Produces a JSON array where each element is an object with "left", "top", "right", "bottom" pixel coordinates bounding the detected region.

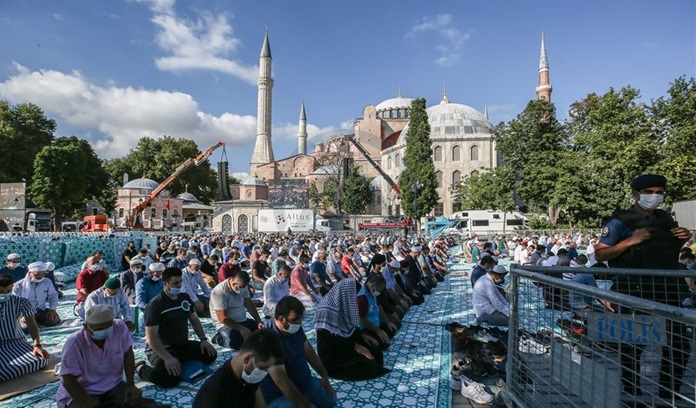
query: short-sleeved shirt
[
  {"left": 599, "top": 207, "right": 648, "bottom": 246},
  {"left": 290, "top": 265, "right": 309, "bottom": 295},
  {"left": 144, "top": 292, "right": 194, "bottom": 348},
  {"left": 209, "top": 282, "right": 251, "bottom": 328},
  {"left": 193, "top": 359, "right": 258, "bottom": 408},
  {"left": 56, "top": 320, "right": 132, "bottom": 406},
  {"left": 259, "top": 320, "right": 311, "bottom": 403},
  {"left": 76, "top": 269, "right": 109, "bottom": 303},
  {"left": 252, "top": 260, "right": 269, "bottom": 280}
]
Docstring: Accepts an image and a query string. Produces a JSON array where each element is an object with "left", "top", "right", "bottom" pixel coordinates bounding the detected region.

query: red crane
[{"left": 345, "top": 136, "right": 402, "bottom": 197}]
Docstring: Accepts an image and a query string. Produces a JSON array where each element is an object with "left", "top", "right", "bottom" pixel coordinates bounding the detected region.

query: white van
[{"left": 449, "top": 210, "right": 527, "bottom": 235}]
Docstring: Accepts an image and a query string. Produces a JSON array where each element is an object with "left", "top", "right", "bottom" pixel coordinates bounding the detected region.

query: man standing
[
  {"left": 12, "top": 261, "right": 61, "bottom": 329},
  {"left": 260, "top": 296, "right": 337, "bottom": 408},
  {"left": 210, "top": 270, "right": 265, "bottom": 350},
  {"left": 1, "top": 253, "right": 27, "bottom": 283},
  {"left": 57, "top": 304, "right": 140, "bottom": 408},
  {"left": 84, "top": 277, "right": 135, "bottom": 332},
  {"left": 137, "top": 267, "right": 217, "bottom": 388},
  {"left": 595, "top": 174, "right": 692, "bottom": 399}
]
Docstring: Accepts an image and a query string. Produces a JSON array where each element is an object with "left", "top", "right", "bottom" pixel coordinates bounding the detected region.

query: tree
[
  {"left": 454, "top": 167, "right": 517, "bottom": 231},
  {"left": 308, "top": 181, "right": 322, "bottom": 208},
  {"left": 0, "top": 101, "right": 56, "bottom": 184},
  {"left": 397, "top": 98, "right": 438, "bottom": 220},
  {"left": 29, "top": 137, "right": 109, "bottom": 229},
  {"left": 649, "top": 76, "right": 696, "bottom": 202},
  {"left": 104, "top": 136, "right": 218, "bottom": 204},
  {"left": 342, "top": 164, "right": 373, "bottom": 215}
]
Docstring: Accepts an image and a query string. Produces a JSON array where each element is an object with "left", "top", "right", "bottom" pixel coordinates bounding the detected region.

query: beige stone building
[{"left": 115, "top": 178, "right": 183, "bottom": 230}]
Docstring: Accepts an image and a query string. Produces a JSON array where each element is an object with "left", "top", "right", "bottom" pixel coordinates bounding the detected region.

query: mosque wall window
[
  {"left": 445, "top": 126, "right": 457, "bottom": 135},
  {"left": 151, "top": 208, "right": 157, "bottom": 218},
  {"left": 434, "top": 203, "right": 444, "bottom": 216},
  {"left": 452, "top": 145, "right": 461, "bottom": 161},
  {"left": 436, "top": 171, "right": 443, "bottom": 187},
  {"left": 405, "top": 110, "right": 409, "bottom": 118},
  {"left": 463, "top": 126, "right": 474, "bottom": 134},
  {"left": 433, "top": 146, "right": 443, "bottom": 161},
  {"left": 452, "top": 170, "right": 461, "bottom": 186},
  {"left": 471, "top": 170, "right": 480, "bottom": 176},
  {"left": 118, "top": 208, "right": 124, "bottom": 218},
  {"left": 397, "top": 110, "right": 402, "bottom": 118},
  {"left": 395, "top": 154, "right": 400, "bottom": 167},
  {"left": 163, "top": 209, "right": 168, "bottom": 218},
  {"left": 470, "top": 145, "right": 479, "bottom": 161},
  {"left": 387, "top": 156, "right": 392, "bottom": 169}
]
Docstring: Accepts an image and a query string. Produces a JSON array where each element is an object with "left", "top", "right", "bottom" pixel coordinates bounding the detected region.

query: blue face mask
[
  {"left": 168, "top": 287, "right": 182, "bottom": 296},
  {"left": 0, "top": 294, "right": 10, "bottom": 303},
  {"left": 90, "top": 326, "right": 113, "bottom": 341}
]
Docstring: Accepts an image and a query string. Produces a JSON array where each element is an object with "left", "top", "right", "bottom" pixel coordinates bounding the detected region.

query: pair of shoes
[
  {"left": 518, "top": 336, "right": 549, "bottom": 355},
  {"left": 461, "top": 381, "right": 495, "bottom": 404}
]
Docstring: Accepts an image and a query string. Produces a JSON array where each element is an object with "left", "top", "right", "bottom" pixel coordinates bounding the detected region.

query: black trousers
[
  {"left": 140, "top": 341, "right": 217, "bottom": 388},
  {"left": 316, "top": 329, "right": 386, "bottom": 381}
]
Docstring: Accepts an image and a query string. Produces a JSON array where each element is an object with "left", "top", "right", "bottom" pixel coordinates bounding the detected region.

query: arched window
[
  {"left": 470, "top": 145, "right": 479, "bottom": 161},
  {"left": 436, "top": 171, "right": 443, "bottom": 187},
  {"left": 395, "top": 154, "right": 400, "bottom": 167},
  {"left": 452, "top": 145, "right": 461, "bottom": 161},
  {"left": 118, "top": 208, "right": 124, "bottom": 218},
  {"left": 246, "top": 190, "right": 253, "bottom": 198},
  {"left": 471, "top": 170, "right": 480, "bottom": 176},
  {"left": 387, "top": 156, "right": 392, "bottom": 170},
  {"left": 162, "top": 209, "right": 168, "bottom": 219},
  {"left": 452, "top": 170, "right": 461, "bottom": 186},
  {"left": 151, "top": 208, "right": 157, "bottom": 218},
  {"left": 434, "top": 146, "right": 443, "bottom": 161}
]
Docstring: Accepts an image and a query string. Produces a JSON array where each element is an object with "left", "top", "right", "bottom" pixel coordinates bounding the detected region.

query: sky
[{"left": 0, "top": 0, "right": 694, "bottom": 178}]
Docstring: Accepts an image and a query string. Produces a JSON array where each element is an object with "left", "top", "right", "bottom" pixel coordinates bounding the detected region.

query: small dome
[
  {"left": 122, "top": 178, "right": 160, "bottom": 190},
  {"left": 177, "top": 192, "right": 198, "bottom": 202},
  {"left": 242, "top": 177, "right": 267, "bottom": 187},
  {"left": 375, "top": 96, "right": 415, "bottom": 113},
  {"left": 397, "top": 103, "right": 492, "bottom": 145}
]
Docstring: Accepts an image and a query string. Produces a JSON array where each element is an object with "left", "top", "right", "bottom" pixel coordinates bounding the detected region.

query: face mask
[
  {"left": 150, "top": 275, "right": 160, "bottom": 281},
  {"left": 241, "top": 358, "right": 268, "bottom": 384},
  {"left": 168, "top": 287, "right": 181, "bottom": 296},
  {"left": 105, "top": 291, "right": 118, "bottom": 298},
  {"left": 90, "top": 326, "right": 113, "bottom": 341},
  {"left": 637, "top": 193, "right": 664, "bottom": 210},
  {"left": 372, "top": 290, "right": 381, "bottom": 298},
  {"left": 8, "top": 262, "right": 19, "bottom": 270},
  {"left": 494, "top": 277, "right": 505, "bottom": 285},
  {"left": 284, "top": 322, "right": 302, "bottom": 334},
  {"left": 31, "top": 277, "right": 44, "bottom": 284},
  {"left": 131, "top": 268, "right": 140, "bottom": 273},
  {"left": 0, "top": 294, "right": 10, "bottom": 302},
  {"left": 90, "top": 265, "right": 100, "bottom": 272}
]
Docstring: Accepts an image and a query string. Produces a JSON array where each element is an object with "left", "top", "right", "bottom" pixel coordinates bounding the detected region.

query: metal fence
[{"left": 505, "top": 265, "right": 696, "bottom": 408}]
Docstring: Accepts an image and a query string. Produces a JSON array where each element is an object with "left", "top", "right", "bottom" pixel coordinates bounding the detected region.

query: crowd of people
[{"left": 0, "top": 230, "right": 458, "bottom": 407}]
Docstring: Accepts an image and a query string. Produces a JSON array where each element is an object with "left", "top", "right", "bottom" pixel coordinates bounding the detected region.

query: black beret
[{"left": 630, "top": 174, "right": 666, "bottom": 190}]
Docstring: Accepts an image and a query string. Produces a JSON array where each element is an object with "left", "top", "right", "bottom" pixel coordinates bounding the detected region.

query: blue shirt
[
  {"left": 309, "top": 261, "right": 329, "bottom": 285},
  {"left": 0, "top": 266, "right": 27, "bottom": 283},
  {"left": 260, "top": 319, "right": 311, "bottom": 403},
  {"left": 570, "top": 273, "right": 598, "bottom": 309},
  {"left": 470, "top": 265, "right": 487, "bottom": 288},
  {"left": 599, "top": 207, "right": 656, "bottom": 246},
  {"left": 135, "top": 277, "right": 164, "bottom": 310}
]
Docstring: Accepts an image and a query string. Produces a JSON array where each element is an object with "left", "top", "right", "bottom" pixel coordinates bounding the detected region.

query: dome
[
  {"left": 241, "top": 177, "right": 267, "bottom": 187},
  {"left": 177, "top": 192, "right": 198, "bottom": 202},
  {"left": 396, "top": 103, "right": 492, "bottom": 145},
  {"left": 122, "top": 178, "right": 160, "bottom": 190},
  {"left": 375, "top": 96, "right": 415, "bottom": 113}
]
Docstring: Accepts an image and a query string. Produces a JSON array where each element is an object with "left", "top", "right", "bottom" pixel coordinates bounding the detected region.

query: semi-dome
[
  {"left": 241, "top": 177, "right": 267, "bottom": 187},
  {"left": 375, "top": 96, "right": 415, "bottom": 113},
  {"left": 177, "top": 192, "right": 198, "bottom": 202},
  {"left": 396, "top": 102, "right": 492, "bottom": 145},
  {"left": 122, "top": 178, "right": 160, "bottom": 190}
]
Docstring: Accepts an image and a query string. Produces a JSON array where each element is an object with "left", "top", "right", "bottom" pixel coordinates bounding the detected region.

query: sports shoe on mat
[
  {"left": 518, "top": 336, "right": 549, "bottom": 355},
  {"left": 473, "top": 331, "right": 500, "bottom": 343},
  {"left": 450, "top": 365, "right": 464, "bottom": 390},
  {"left": 461, "top": 381, "right": 495, "bottom": 404}
]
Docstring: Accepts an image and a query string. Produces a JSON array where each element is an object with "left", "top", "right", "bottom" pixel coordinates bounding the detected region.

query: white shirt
[
  {"left": 586, "top": 244, "right": 597, "bottom": 266},
  {"left": 182, "top": 267, "right": 211, "bottom": 303},
  {"left": 262, "top": 275, "right": 289, "bottom": 318},
  {"left": 84, "top": 288, "right": 133, "bottom": 322},
  {"left": 12, "top": 275, "right": 58, "bottom": 310},
  {"left": 472, "top": 274, "right": 509, "bottom": 317}
]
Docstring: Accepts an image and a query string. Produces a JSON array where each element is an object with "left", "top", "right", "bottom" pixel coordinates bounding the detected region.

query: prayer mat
[{"left": 0, "top": 357, "right": 60, "bottom": 401}]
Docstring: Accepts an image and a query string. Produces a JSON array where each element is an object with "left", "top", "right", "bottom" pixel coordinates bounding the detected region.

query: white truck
[
  {"left": 672, "top": 200, "right": 696, "bottom": 231},
  {"left": 258, "top": 209, "right": 331, "bottom": 233},
  {"left": 447, "top": 210, "right": 528, "bottom": 236}
]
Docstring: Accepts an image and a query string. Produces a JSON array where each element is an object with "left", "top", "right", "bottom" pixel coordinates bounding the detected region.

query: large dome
[
  {"left": 122, "top": 178, "right": 160, "bottom": 190},
  {"left": 375, "top": 96, "right": 415, "bottom": 113},
  {"left": 396, "top": 103, "right": 492, "bottom": 145}
]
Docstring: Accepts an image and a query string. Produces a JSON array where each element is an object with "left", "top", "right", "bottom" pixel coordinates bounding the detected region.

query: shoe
[
  {"left": 456, "top": 358, "right": 487, "bottom": 380},
  {"left": 449, "top": 375, "right": 462, "bottom": 390},
  {"left": 518, "top": 336, "right": 549, "bottom": 355},
  {"left": 474, "top": 331, "right": 499, "bottom": 343},
  {"left": 461, "top": 381, "right": 494, "bottom": 404},
  {"left": 211, "top": 332, "right": 223, "bottom": 347}
]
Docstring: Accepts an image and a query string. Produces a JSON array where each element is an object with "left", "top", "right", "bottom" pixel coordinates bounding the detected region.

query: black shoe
[{"left": 211, "top": 332, "right": 223, "bottom": 347}]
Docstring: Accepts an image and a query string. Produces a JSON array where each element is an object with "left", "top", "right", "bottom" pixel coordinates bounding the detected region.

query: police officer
[{"left": 595, "top": 174, "right": 692, "bottom": 400}]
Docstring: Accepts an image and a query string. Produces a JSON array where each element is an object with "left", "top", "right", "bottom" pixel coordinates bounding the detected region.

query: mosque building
[{"left": 213, "top": 31, "right": 552, "bottom": 231}]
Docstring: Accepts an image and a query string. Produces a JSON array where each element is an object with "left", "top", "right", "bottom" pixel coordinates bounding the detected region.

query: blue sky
[{"left": 0, "top": 0, "right": 694, "bottom": 177}]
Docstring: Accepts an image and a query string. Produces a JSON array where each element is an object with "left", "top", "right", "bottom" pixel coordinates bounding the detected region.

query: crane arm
[
  {"left": 127, "top": 141, "right": 224, "bottom": 227},
  {"left": 346, "top": 137, "right": 402, "bottom": 197}
]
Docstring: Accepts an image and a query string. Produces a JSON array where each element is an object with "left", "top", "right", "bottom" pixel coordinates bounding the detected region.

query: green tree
[
  {"left": 29, "top": 137, "right": 109, "bottom": 229},
  {"left": 649, "top": 76, "right": 696, "bottom": 202},
  {"left": 0, "top": 101, "right": 56, "bottom": 183},
  {"left": 454, "top": 166, "right": 517, "bottom": 231},
  {"left": 104, "top": 136, "right": 218, "bottom": 204},
  {"left": 397, "top": 98, "right": 438, "bottom": 219},
  {"left": 342, "top": 164, "right": 373, "bottom": 215}
]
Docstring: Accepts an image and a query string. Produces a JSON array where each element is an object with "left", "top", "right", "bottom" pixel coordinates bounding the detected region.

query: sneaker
[
  {"left": 474, "top": 331, "right": 499, "bottom": 343},
  {"left": 519, "top": 336, "right": 549, "bottom": 355},
  {"left": 449, "top": 375, "right": 462, "bottom": 390},
  {"left": 461, "top": 381, "right": 494, "bottom": 404}
]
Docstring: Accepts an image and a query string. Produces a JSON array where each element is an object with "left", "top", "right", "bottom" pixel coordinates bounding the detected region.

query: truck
[
  {"left": 0, "top": 209, "right": 53, "bottom": 232},
  {"left": 672, "top": 200, "right": 696, "bottom": 231},
  {"left": 447, "top": 210, "right": 528, "bottom": 236},
  {"left": 257, "top": 209, "right": 331, "bottom": 233}
]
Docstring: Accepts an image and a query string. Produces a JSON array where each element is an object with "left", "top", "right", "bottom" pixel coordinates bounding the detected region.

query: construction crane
[
  {"left": 345, "top": 136, "right": 402, "bottom": 197},
  {"left": 128, "top": 141, "right": 224, "bottom": 229}
]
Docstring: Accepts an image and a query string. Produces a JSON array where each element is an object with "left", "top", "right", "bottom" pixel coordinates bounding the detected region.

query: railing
[{"left": 505, "top": 265, "right": 696, "bottom": 408}]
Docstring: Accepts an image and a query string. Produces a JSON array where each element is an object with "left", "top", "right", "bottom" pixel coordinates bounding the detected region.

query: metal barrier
[{"left": 505, "top": 265, "right": 696, "bottom": 408}]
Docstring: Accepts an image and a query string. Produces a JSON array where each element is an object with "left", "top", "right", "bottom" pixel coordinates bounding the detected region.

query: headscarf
[{"left": 314, "top": 277, "right": 360, "bottom": 338}]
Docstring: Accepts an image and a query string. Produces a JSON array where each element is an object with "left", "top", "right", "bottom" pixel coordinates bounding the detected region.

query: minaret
[
  {"left": 536, "top": 32, "right": 552, "bottom": 102},
  {"left": 298, "top": 101, "right": 307, "bottom": 155},
  {"left": 250, "top": 30, "right": 275, "bottom": 176}
]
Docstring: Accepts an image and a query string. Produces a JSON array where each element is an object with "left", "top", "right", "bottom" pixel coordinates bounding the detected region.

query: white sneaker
[
  {"left": 474, "top": 331, "right": 499, "bottom": 343},
  {"left": 518, "top": 336, "right": 548, "bottom": 355},
  {"left": 461, "top": 382, "right": 494, "bottom": 404}
]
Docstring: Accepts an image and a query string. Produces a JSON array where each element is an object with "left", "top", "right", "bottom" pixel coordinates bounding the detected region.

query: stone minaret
[
  {"left": 298, "top": 101, "right": 307, "bottom": 155},
  {"left": 250, "top": 30, "right": 275, "bottom": 176},
  {"left": 536, "top": 32, "right": 552, "bottom": 102}
]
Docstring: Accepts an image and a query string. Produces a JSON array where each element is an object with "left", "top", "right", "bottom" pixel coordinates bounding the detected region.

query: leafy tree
[
  {"left": 0, "top": 101, "right": 56, "bottom": 184},
  {"left": 397, "top": 98, "right": 438, "bottom": 220},
  {"left": 29, "top": 136, "right": 109, "bottom": 230},
  {"left": 649, "top": 76, "right": 696, "bottom": 202},
  {"left": 454, "top": 166, "right": 516, "bottom": 231},
  {"left": 342, "top": 164, "right": 373, "bottom": 215},
  {"left": 104, "top": 136, "right": 218, "bottom": 204}
]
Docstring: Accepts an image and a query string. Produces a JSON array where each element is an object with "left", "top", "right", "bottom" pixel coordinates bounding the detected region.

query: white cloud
[
  {"left": 231, "top": 171, "right": 249, "bottom": 181},
  {"left": 486, "top": 104, "right": 516, "bottom": 123},
  {"left": 405, "top": 14, "right": 472, "bottom": 67},
  {"left": 0, "top": 63, "right": 257, "bottom": 158},
  {"left": 135, "top": 0, "right": 257, "bottom": 84}
]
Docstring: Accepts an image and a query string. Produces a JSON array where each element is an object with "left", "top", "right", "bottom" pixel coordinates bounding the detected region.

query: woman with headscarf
[{"left": 314, "top": 277, "right": 390, "bottom": 381}]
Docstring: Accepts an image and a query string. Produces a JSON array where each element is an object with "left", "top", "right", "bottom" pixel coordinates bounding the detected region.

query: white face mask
[
  {"left": 241, "top": 358, "right": 268, "bottom": 383},
  {"left": 284, "top": 322, "right": 301, "bottom": 334},
  {"left": 150, "top": 275, "right": 161, "bottom": 281},
  {"left": 8, "top": 262, "right": 19, "bottom": 269},
  {"left": 90, "top": 265, "right": 100, "bottom": 272},
  {"left": 31, "top": 277, "right": 44, "bottom": 284},
  {"left": 637, "top": 193, "right": 664, "bottom": 210}
]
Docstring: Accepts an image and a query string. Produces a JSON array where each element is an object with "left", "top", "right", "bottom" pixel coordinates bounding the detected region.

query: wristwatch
[{"left": 34, "top": 343, "right": 42, "bottom": 348}]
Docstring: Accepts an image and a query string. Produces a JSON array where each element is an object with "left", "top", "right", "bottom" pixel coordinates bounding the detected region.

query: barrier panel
[{"left": 506, "top": 265, "right": 696, "bottom": 408}]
